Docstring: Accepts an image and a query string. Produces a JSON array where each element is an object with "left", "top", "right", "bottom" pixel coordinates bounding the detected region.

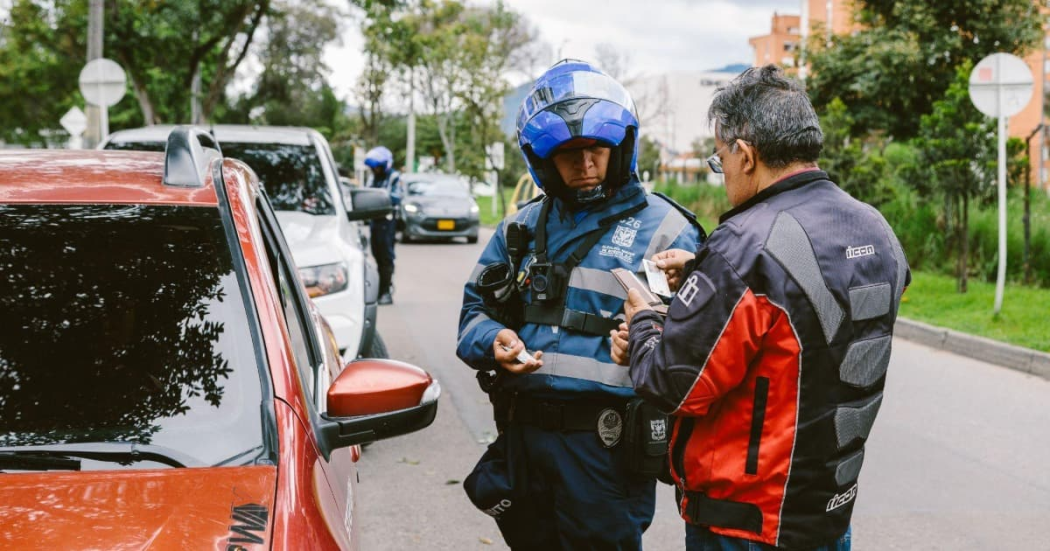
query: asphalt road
[{"left": 355, "top": 228, "right": 1050, "bottom": 551}]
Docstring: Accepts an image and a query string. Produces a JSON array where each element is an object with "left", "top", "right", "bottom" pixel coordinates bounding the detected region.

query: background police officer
[
  {"left": 458, "top": 60, "right": 702, "bottom": 550},
  {"left": 612, "top": 65, "right": 910, "bottom": 551},
  {"left": 364, "top": 146, "right": 402, "bottom": 305}
]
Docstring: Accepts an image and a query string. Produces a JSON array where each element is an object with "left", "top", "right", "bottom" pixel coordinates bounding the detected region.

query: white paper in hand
[
  {"left": 643, "top": 259, "right": 673, "bottom": 298},
  {"left": 501, "top": 344, "right": 534, "bottom": 364}
]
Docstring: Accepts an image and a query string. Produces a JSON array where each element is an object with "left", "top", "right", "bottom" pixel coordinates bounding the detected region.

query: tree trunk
[
  {"left": 436, "top": 111, "right": 456, "bottom": 172},
  {"left": 128, "top": 72, "right": 158, "bottom": 125}
]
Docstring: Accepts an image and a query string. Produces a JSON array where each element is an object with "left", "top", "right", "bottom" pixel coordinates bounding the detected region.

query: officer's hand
[
  {"left": 624, "top": 288, "right": 654, "bottom": 326},
  {"left": 493, "top": 328, "right": 543, "bottom": 374},
  {"left": 652, "top": 249, "right": 696, "bottom": 292},
  {"left": 610, "top": 322, "right": 630, "bottom": 366}
]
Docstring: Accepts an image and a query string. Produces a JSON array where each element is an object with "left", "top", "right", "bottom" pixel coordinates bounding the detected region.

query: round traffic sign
[
  {"left": 968, "top": 53, "right": 1033, "bottom": 118},
  {"left": 78, "top": 58, "right": 127, "bottom": 107}
]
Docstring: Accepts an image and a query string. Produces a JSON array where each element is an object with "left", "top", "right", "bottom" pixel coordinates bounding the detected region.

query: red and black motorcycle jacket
[{"left": 627, "top": 170, "right": 910, "bottom": 549}]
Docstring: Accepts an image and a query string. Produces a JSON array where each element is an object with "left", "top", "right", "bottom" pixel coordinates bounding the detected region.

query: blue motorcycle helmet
[
  {"left": 364, "top": 146, "right": 394, "bottom": 176},
  {"left": 516, "top": 59, "right": 640, "bottom": 206}
]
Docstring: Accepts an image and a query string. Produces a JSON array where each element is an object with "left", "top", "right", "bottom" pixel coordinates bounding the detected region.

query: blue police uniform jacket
[
  {"left": 369, "top": 170, "right": 403, "bottom": 207},
  {"left": 457, "top": 180, "right": 702, "bottom": 399}
]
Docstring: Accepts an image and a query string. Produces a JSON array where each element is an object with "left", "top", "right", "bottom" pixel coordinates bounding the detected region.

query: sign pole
[
  {"left": 995, "top": 111, "right": 1007, "bottom": 313},
  {"left": 968, "top": 52, "right": 1033, "bottom": 314}
]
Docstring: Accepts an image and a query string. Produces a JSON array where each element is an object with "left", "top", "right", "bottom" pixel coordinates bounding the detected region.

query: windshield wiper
[
  {"left": 0, "top": 452, "right": 81, "bottom": 471},
  {"left": 0, "top": 442, "right": 201, "bottom": 469}
]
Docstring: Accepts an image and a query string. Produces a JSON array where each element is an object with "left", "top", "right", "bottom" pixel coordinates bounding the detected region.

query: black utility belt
[
  {"left": 508, "top": 396, "right": 625, "bottom": 433},
  {"left": 508, "top": 395, "right": 671, "bottom": 480}
]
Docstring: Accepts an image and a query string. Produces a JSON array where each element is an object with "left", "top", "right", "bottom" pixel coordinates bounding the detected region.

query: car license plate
[{"left": 437, "top": 220, "right": 455, "bottom": 230}]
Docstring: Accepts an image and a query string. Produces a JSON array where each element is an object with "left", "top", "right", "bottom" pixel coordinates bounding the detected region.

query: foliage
[
  {"left": 0, "top": 1, "right": 90, "bottom": 145},
  {"left": 220, "top": 0, "right": 349, "bottom": 135},
  {"left": 0, "top": 0, "right": 272, "bottom": 143},
  {"left": 914, "top": 62, "right": 996, "bottom": 292},
  {"left": 358, "top": 0, "right": 533, "bottom": 179},
  {"left": 638, "top": 135, "right": 662, "bottom": 182},
  {"left": 106, "top": 0, "right": 270, "bottom": 124},
  {"left": 806, "top": 0, "right": 1041, "bottom": 140}
]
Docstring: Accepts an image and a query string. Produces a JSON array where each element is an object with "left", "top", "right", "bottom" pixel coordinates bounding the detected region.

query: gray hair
[{"left": 708, "top": 65, "right": 823, "bottom": 169}]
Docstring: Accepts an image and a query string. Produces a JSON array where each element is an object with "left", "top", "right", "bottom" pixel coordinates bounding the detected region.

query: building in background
[{"left": 749, "top": 13, "right": 801, "bottom": 69}]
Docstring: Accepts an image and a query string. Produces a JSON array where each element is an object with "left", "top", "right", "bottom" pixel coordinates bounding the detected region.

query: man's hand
[
  {"left": 652, "top": 248, "right": 696, "bottom": 292},
  {"left": 610, "top": 322, "right": 630, "bottom": 366},
  {"left": 624, "top": 288, "right": 652, "bottom": 325},
  {"left": 493, "top": 328, "right": 543, "bottom": 374}
]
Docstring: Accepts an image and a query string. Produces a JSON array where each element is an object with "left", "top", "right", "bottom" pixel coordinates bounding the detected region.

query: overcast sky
[{"left": 323, "top": 0, "right": 800, "bottom": 100}]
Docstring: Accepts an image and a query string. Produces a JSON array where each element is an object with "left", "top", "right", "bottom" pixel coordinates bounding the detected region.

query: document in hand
[{"left": 611, "top": 268, "right": 668, "bottom": 316}]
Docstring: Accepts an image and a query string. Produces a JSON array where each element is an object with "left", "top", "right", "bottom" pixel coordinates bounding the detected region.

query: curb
[{"left": 895, "top": 317, "right": 1050, "bottom": 381}]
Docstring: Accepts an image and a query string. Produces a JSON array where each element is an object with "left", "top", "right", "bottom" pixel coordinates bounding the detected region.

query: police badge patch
[
  {"left": 650, "top": 418, "right": 667, "bottom": 442},
  {"left": 597, "top": 408, "right": 623, "bottom": 448},
  {"left": 611, "top": 225, "right": 637, "bottom": 248}
]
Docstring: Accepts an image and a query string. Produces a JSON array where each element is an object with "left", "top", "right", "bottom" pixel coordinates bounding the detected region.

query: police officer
[
  {"left": 458, "top": 60, "right": 703, "bottom": 550},
  {"left": 612, "top": 65, "right": 910, "bottom": 551},
  {"left": 364, "top": 146, "right": 402, "bottom": 305}
]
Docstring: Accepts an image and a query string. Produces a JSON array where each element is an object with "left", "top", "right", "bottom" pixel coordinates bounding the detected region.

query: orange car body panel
[
  {"left": 0, "top": 150, "right": 217, "bottom": 206},
  {"left": 0, "top": 152, "right": 360, "bottom": 550},
  {"left": 0, "top": 466, "right": 277, "bottom": 550}
]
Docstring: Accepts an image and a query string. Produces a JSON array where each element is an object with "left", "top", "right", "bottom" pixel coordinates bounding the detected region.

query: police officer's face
[{"left": 551, "top": 145, "right": 611, "bottom": 191}]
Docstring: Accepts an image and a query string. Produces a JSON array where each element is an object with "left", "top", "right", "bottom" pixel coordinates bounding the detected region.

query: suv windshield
[
  {"left": 221, "top": 142, "right": 335, "bottom": 216},
  {"left": 106, "top": 139, "right": 335, "bottom": 216},
  {"left": 0, "top": 204, "right": 266, "bottom": 469}
]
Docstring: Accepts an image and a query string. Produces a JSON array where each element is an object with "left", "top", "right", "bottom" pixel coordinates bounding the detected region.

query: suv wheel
[{"left": 361, "top": 332, "right": 389, "bottom": 359}]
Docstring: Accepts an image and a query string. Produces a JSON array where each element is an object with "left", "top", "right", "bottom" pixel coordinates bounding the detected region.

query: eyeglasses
[{"left": 706, "top": 143, "right": 734, "bottom": 174}]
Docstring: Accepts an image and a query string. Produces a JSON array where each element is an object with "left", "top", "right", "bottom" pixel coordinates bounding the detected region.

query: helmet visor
[{"left": 518, "top": 71, "right": 637, "bottom": 128}]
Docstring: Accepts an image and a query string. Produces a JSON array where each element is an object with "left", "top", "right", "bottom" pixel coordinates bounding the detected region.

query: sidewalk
[{"left": 895, "top": 317, "right": 1050, "bottom": 381}]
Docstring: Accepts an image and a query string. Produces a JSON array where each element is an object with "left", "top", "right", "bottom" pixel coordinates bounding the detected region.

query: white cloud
[{"left": 326, "top": 0, "right": 799, "bottom": 102}]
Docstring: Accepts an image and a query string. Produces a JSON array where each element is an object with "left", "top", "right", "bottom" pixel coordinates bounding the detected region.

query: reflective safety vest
[{"left": 457, "top": 180, "right": 702, "bottom": 398}]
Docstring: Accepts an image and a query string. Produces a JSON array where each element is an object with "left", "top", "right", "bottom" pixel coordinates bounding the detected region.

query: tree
[
  {"left": 106, "top": 0, "right": 270, "bottom": 124},
  {"left": 0, "top": 1, "right": 90, "bottom": 145},
  {"left": 0, "top": 0, "right": 271, "bottom": 143},
  {"left": 915, "top": 63, "right": 996, "bottom": 293},
  {"left": 807, "top": 0, "right": 1041, "bottom": 140},
  {"left": 222, "top": 0, "right": 347, "bottom": 133}
]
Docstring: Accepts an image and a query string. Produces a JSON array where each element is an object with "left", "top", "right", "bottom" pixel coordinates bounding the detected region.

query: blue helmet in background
[
  {"left": 516, "top": 59, "right": 640, "bottom": 204},
  {"left": 364, "top": 146, "right": 394, "bottom": 173}
]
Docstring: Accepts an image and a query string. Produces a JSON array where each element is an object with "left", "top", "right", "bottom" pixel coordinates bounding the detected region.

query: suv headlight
[
  {"left": 299, "top": 262, "right": 349, "bottom": 298},
  {"left": 404, "top": 203, "right": 420, "bottom": 214},
  {"left": 470, "top": 203, "right": 479, "bottom": 214}
]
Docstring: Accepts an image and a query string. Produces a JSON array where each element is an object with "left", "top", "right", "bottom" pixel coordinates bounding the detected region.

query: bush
[{"left": 655, "top": 165, "right": 1050, "bottom": 288}]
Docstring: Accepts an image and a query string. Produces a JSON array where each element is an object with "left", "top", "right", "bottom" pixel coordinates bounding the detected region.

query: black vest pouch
[{"left": 624, "top": 398, "right": 671, "bottom": 480}]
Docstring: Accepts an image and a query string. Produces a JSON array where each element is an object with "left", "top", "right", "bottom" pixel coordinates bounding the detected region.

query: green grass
[
  {"left": 475, "top": 189, "right": 512, "bottom": 227},
  {"left": 899, "top": 271, "right": 1050, "bottom": 352}
]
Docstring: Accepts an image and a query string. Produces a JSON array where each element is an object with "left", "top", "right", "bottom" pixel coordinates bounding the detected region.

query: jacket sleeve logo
[{"left": 677, "top": 274, "right": 702, "bottom": 307}]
